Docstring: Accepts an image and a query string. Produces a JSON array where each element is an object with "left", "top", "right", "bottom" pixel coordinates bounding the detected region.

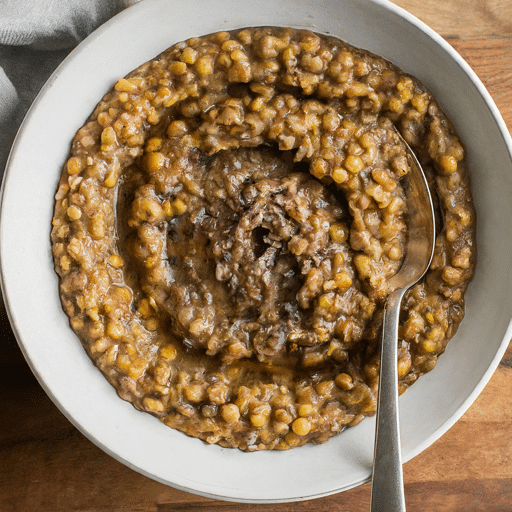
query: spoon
[{"left": 370, "top": 133, "right": 436, "bottom": 512}]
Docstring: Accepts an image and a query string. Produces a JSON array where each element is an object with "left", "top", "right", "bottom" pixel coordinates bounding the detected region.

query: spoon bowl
[{"left": 388, "top": 139, "right": 437, "bottom": 293}]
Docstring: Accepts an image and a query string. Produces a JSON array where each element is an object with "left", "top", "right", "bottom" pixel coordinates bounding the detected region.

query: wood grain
[
  {"left": 1, "top": 1, "right": 512, "bottom": 511},
  {"left": 390, "top": 0, "right": 512, "bottom": 40},
  {"left": 448, "top": 39, "right": 512, "bottom": 127}
]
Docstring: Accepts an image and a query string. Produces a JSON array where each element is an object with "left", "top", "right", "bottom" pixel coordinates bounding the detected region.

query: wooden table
[{"left": 1, "top": 1, "right": 511, "bottom": 510}]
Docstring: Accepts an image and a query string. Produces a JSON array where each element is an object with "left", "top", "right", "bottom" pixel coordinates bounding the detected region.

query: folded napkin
[{"left": 0, "top": 0, "right": 140, "bottom": 176}]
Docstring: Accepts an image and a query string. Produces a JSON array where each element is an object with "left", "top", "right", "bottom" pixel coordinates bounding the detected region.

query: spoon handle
[{"left": 371, "top": 287, "right": 407, "bottom": 512}]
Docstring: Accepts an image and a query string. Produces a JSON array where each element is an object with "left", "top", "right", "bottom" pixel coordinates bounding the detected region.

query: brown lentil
[{"left": 51, "top": 27, "right": 476, "bottom": 451}]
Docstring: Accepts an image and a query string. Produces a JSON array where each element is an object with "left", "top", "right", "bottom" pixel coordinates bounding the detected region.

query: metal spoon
[{"left": 370, "top": 134, "right": 436, "bottom": 512}]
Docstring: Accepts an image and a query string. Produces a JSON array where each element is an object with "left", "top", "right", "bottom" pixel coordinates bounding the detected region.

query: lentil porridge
[{"left": 51, "top": 27, "right": 476, "bottom": 450}]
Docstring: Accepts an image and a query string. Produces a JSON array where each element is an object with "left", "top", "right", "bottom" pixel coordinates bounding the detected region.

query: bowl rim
[{"left": 1, "top": 0, "right": 512, "bottom": 503}]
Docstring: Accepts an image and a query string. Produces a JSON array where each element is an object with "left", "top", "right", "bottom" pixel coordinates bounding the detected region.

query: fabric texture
[
  {"left": 0, "top": 0, "right": 129, "bottom": 49},
  {"left": 0, "top": 65, "right": 17, "bottom": 119},
  {"left": 0, "top": 0, "right": 140, "bottom": 176}
]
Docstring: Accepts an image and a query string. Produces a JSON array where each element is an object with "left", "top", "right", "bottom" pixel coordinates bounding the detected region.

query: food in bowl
[{"left": 51, "top": 27, "right": 476, "bottom": 451}]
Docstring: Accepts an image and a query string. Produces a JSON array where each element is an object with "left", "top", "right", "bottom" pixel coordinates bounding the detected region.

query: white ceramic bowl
[{"left": 1, "top": 0, "right": 512, "bottom": 503}]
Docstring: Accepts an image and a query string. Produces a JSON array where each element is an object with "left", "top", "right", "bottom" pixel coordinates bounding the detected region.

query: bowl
[{"left": 1, "top": 0, "right": 512, "bottom": 503}]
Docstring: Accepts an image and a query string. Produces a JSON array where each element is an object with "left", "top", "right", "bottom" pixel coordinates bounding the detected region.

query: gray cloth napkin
[{"left": 0, "top": 0, "right": 140, "bottom": 178}]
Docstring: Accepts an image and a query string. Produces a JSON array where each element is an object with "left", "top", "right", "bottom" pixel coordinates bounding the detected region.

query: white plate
[{"left": 1, "top": 0, "right": 512, "bottom": 503}]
